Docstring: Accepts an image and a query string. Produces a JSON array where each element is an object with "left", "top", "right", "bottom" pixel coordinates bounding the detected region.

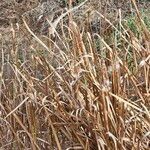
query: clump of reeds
[{"left": 0, "top": 0, "right": 149, "bottom": 149}]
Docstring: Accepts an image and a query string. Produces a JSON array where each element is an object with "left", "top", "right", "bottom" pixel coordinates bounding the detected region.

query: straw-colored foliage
[{"left": 0, "top": 0, "right": 150, "bottom": 149}]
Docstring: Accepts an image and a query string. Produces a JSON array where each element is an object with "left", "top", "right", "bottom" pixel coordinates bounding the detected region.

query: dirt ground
[{"left": 0, "top": 0, "right": 149, "bottom": 28}]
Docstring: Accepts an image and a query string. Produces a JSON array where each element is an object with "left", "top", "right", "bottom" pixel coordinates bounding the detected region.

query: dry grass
[{"left": 0, "top": 0, "right": 150, "bottom": 150}]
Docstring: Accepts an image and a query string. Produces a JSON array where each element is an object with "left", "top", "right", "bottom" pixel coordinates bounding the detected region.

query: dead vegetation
[{"left": 0, "top": 0, "right": 150, "bottom": 150}]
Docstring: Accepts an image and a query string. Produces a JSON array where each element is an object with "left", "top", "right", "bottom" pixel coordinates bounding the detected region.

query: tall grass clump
[{"left": 0, "top": 0, "right": 150, "bottom": 149}]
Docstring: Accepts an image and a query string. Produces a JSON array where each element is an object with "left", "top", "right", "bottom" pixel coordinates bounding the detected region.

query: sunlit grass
[{"left": 0, "top": 0, "right": 150, "bottom": 149}]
